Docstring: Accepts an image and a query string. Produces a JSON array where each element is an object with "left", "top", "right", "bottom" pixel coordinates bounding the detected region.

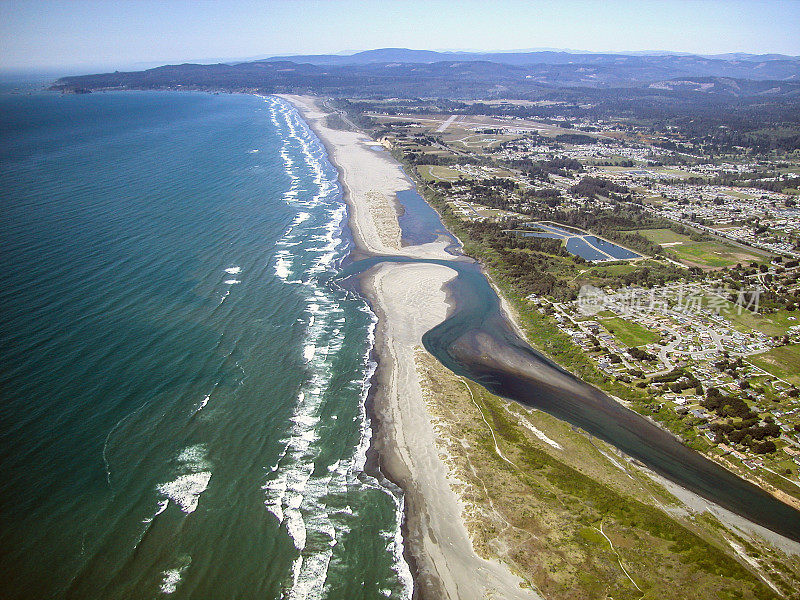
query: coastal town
[
  {"left": 7, "top": 0, "right": 800, "bottom": 598},
  {"left": 340, "top": 98, "right": 800, "bottom": 508}
]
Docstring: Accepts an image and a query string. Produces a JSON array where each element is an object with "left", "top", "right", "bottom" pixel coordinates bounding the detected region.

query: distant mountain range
[
  {"left": 260, "top": 48, "right": 800, "bottom": 77},
  {"left": 51, "top": 48, "right": 800, "bottom": 101}
]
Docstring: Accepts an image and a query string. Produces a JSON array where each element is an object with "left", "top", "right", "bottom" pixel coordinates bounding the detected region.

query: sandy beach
[
  {"left": 278, "top": 95, "right": 453, "bottom": 262},
  {"left": 280, "top": 95, "right": 540, "bottom": 599}
]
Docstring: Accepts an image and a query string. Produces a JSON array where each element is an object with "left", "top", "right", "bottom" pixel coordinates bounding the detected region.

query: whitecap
[
  {"left": 176, "top": 443, "right": 209, "bottom": 469},
  {"left": 275, "top": 256, "right": 291, "bottom": 280},
  {"left": 157, "top": 472, "right": 212, "bottom": 514},
  {"left": 154, "top": 498, "right": 169, "bottom": 517},
  {"left": 286, "top": 508, "right": 307, "bottom": 551},
  {"left": 142, "top": 498, "right": 170, "bottom": 524},
  {"left": 159, "top": 560, "right": 190, "bottom": 595},
  {"left": 266, "top": 96, "right": 417, "bottom": 600},
  {"left": 291, "top": 413, "right": 317, "bottom": 427},
  {"left": 263, "top": 472, "right": 287, "bottom": 523},
  {"left": 194, "top": 394, "right": 209, "bottom": 414},
  {"left": 160, "top": 569, "right": 183, "bottom": 594}
]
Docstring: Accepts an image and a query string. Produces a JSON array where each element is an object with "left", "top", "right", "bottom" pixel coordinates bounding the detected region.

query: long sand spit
[{"left": 280, "top": 95, "right": 541, "bottom": 600}]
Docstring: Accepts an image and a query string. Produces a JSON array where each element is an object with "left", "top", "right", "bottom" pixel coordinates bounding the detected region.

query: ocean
[{"left": 0, "top": 90, "right": 411, "bottom": 599}]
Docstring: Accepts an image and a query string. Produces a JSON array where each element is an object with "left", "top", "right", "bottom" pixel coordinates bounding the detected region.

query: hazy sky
[{"left": 1, "top": 0, "right": 799, "bottom": 73}]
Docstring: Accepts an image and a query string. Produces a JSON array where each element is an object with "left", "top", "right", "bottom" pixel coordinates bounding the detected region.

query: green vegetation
[
  {"left": 404, "top": 157, "right": 659, "bottom": 399},
  {"left": 639, "top": 228, "right": 693, "bottom": 245},
  {"left": 416, "top": 351, "right": 788, "bottom": 600},
  {"left": 583, "top": 262, "right": 640, "bottom": 277},
  {"left": 748, "top": 344, "right": 800, "bottom": 385},
  {"left": 418, "top": 165, "right": 461, "bottom": 182},
  {"left": 601, "top": 316, "right": 661, "bottom": 347},
  {"left": 669, "top": 241, "right": 767, "bottom": 269},
  {"left": 323, "top": 113, "right": 352, "bottom": 131},
  {"left": 702, "top": 295, "right": 798, "bottom": 336},
  {"left": 403, "top": 154, "right": 800, "bottom": 506},
  {"left": 427, "top": 205, "right": 687, "bottom": 302}
]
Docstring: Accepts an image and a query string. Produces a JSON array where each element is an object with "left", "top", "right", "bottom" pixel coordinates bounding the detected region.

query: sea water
[{"left": 0, "top": 90, "right": 411, "bottom": 599}]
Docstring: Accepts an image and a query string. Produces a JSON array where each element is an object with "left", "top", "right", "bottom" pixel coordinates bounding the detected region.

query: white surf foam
[
  {"left": 194, "top": 394, "right": 209, "bottom": 414},
  {"left": 157, "top": 472, "right": 211, "bottom": 514},
  {"left": 303, "top": 345, "right": 316, "bottom": 362},
  {"left": 159, "top": 559, "right": 190, "bottom": 595},
  {"left": 263, "top": 472, "right": 287, "bottom": 523},
  {"left": 275, "top": 256, "right": 291, "bottom": 280},
  {"left": 154, "top": 498, "right": 169, "bottom": 516},
  {"left": 263, "top": 96, "right": 413, "bottom": 600},
  {"left": 156, "top": 445, "right": 212, "bottom": 514},
  {"left": 142, "top": 498, "right": 170, "bottom": 525},
  {"left": 176, "top": 443, "right": 210, "bottom": 468}
]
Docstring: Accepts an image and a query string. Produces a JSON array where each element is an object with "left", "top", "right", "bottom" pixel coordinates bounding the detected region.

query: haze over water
[{"left": 0, "top": 90, "right": 410, "bottom": 599}]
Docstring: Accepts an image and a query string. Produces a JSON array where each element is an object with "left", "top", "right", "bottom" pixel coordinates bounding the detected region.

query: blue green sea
[{"left": 0, "top": 90, "right": 411, "bottom": 598}]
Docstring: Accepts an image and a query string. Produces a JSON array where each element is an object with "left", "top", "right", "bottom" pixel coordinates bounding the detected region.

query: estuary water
[
  {"left": 341, "top": 249, "right": 800, "bottom": 543},
  {"left": 0, "top": 91, "right": 411, "bottom": 599}
]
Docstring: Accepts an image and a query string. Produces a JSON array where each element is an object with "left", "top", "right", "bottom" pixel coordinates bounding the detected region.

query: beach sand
[
  {"left": 280, "top": 95, "right": 540, "bottom": 599},
  {"left": 278, "top": 95, "right": 453, "bottom": 262}
]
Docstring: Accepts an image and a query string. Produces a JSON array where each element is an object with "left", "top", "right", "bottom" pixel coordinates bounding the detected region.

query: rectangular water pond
[{"left": 518, "top": 223, "right": 642, "bottom": 262}]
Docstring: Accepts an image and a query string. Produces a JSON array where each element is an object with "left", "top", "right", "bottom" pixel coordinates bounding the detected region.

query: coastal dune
[
  {"left": 366, "top": 262, "right": 541, "bottom": 600},
  {"left": 281, "top": 94, "right": 540, "bottom": 599}
]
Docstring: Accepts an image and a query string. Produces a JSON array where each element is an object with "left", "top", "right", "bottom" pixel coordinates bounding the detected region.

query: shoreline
[
  {"left": 278, "top": 94, "right": 800, "bottom": 595},
  {"left": 279, "top": 94, "right": 539, "bottom": 599}
]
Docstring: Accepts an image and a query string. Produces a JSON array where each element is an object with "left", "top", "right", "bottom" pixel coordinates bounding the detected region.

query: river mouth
[
  {"left": 335, "top": 163, "right": 800, "bottom": 544},
  {"left": 339, "top": 250, "right": 800, "bottom": 543}
]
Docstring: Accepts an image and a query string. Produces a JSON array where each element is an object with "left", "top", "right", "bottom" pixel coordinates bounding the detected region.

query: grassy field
[
  {"left": 723, "top": 304, "right": 799, "bottom": 337},
  {"left": 747, "top": 344, "right": 800, "bottom": 385},
  {"left": 418, "top": 165, "right": 462, "bottom": 183},
  {"left": 415, "top": 350, "right": 794, "bottom": 600},
  {"left": 442, "top": 128, "right": 520, "bottom": 152},
  {"left": 639, "top": 230, "right": 768, "bottom": 269},
  {"left": 639, "top": 228, "right": 693, "bottom": 245},
  {"left": 670, "top": 241, "right": 767, "bottom": 269},
  {"left": 584, "top": 262, "right": 643, "bottom": 277},
  {"left": 698, "top": 293, "right": 799, "bottom": 336},
  {"left": 725, "top": 190, "right": 759, "bottom": 200},
  {"left": 602, "top": 316, "right": 661, "bottom": 347}
]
